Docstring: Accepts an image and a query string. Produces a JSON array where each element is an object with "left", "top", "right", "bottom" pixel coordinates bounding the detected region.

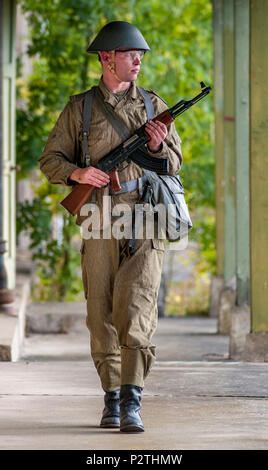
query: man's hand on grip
[{"left": 70, "top": 167, "right": 110, "bottom": 187}]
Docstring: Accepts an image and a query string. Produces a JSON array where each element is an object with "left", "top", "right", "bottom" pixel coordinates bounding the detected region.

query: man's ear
[{"left": 99, "top": 51, "right": 111, "bottom": 64}]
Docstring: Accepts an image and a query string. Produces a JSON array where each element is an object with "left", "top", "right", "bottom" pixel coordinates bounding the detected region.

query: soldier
[{"left": 39, "top": 21, "right": 182, "bottom": 432}]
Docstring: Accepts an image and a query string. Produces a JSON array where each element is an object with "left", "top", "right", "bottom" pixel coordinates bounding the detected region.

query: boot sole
[
  {"left": 100, "top": 423, "right": 120, "bottom": 428},
  {"left": 120, "top": 424, "right": 144, "bottom": 433}
]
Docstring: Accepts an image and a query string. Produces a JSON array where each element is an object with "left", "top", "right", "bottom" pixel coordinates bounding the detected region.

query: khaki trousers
[{"left": 81, "top": 235, "right": 165, "bottom": 391}]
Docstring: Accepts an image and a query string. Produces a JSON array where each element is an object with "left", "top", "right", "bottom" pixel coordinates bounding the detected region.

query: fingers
[
  {"left": 145, "top": 120, "right": 167, "bottom": 144},
  {"left": 81, "top": 167, "right": 110, "bottom": 187}
]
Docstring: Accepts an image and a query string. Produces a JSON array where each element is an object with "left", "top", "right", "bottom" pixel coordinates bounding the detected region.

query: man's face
[{"left": 110, "top": 48, "right": 145, "bottom": 82}]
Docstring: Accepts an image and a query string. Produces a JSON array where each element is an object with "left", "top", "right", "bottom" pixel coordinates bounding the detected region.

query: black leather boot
[
  {"left": 120, "top": 384, "right": 144, "bottom": 432},
  {"left": 100, "top": 389, "right": 120, "bottom": 428}
]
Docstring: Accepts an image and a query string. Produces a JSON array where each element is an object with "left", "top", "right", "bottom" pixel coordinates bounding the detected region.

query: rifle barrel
[{"left": 169, "top": 85, "right": 211, "bottom": 119}]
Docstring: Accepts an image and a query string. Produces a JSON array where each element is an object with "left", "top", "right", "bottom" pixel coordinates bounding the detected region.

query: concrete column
[
  {"left": 243, "top": 0, "right": 268, "bottom": 361},
  {"left": 1, "top": 0, "right": 16, "bottom": 292},
  {"left": 210, "top": 1, "right": 225, "bottom": 319},
  {"left": 217, "top": 0, "right": 237, "bottom": 333},
  {"left": 213, "top": 0, "right": 224, "bottom": 278},
  {"left": 234, "top": 0, "right": 250, "bottom": 307},
  {"left": 0, "top": 0, "right": 16, "bottom": 304},
  {"left": 223, "top": 0, "right": 236, "bottom": 283},
  {"left": 229, "top": 0, "right": 251, "bottom": 358}
]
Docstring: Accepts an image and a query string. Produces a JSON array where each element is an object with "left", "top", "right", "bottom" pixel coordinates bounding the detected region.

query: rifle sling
[
  {"left": 94, "top": 87, "right": 131, "bottom": 140},
  {"left": 82, "top": 87, "right": 95, "bottom": 167},
  {"left": 94, "top": 85, "right": 155, "bottom": 140}
]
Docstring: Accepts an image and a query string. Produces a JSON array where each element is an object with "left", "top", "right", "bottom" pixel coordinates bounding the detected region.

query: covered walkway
[{"left": 0, "top": 306, "right": 267, "bottom": 450}]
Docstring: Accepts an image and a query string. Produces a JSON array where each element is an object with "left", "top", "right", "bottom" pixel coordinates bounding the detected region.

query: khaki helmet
[{"left": 86, "top": 21, "right": 150, "bottom": 53}]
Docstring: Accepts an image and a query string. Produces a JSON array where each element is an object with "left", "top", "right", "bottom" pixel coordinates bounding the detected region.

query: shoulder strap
[
  {"left": 137, "top": 87, "right": 155, "bottom": 120},
  {"left": 81, "top": 86, "right": 96, "bottom": 167}
]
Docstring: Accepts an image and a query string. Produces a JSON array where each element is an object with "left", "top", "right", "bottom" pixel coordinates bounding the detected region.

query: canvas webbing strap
[{"left": 82, "top": 87, "right": 95, "bottom": 167}]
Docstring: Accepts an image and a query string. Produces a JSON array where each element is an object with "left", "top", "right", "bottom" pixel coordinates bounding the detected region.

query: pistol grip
[{"left": 109, "top": 169, "right": 122, "bottom": 192}]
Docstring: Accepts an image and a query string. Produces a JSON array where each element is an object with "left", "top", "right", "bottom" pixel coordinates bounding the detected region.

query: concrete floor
[
  {"left": 21, "top": 316, "right": 230, "bottom": 362},
  {"left": 0, "top": 316, "right": 268, "bottom": 450}
]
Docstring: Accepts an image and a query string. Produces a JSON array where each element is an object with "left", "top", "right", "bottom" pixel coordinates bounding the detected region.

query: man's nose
[{"left": 133, "top": 55, "right": 141, "bottom": 65}]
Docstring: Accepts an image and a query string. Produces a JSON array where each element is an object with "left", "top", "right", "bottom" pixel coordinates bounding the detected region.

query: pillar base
[
  {"left": 242, "top": 333, "right": 268, "bottom": 362},
  {"left": 218, "top": 276, "right": 236, "bottom": 334},
  {"left": 209, "top": 275, "right": 224, "bottom": 318},
  {"left": 229, "top": 303, "right": 250, "bottom": 359}
]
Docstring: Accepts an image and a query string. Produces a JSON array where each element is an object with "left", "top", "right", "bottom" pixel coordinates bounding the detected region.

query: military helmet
[{"left": 86, "top": 21, "right": 150, "bottom": 53}]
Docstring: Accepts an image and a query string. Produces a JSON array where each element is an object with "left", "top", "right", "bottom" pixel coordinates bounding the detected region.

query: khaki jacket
[{"left": 38, "top": 78, "right": 183, "bottom": 227}]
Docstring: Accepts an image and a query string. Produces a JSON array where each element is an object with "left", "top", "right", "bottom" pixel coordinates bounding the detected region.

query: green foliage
[
  {"left": 16, "top": 175, "right": 83, "bottom": 301},
  {"left": 17, "top": 0, "right": 214, "bottom": 301}
]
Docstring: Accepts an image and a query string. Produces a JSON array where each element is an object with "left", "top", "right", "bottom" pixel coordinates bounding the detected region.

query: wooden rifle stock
[
  {"left": 60, "top": 184, "right": 96, "bottom": 216},
  {"left": 60, "top": 168, "right": 121, "bottom": 216}
]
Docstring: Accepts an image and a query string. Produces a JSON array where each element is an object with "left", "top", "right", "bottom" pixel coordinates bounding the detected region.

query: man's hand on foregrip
[
  {"left": 145, "top": 120, "right": 168, "bottom": 153},
  {"left": 70, "top": 166, "right": 110, "bottom": 187}
]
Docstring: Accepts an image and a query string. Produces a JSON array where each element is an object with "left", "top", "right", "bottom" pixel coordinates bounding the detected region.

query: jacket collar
[{"left": 98, "top": 77, "right": 141, "bottom": 105}]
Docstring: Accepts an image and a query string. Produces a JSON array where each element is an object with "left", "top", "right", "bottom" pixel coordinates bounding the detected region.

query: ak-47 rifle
[{"left": 60, "top": 81, "right": 211, "bottom": 215}]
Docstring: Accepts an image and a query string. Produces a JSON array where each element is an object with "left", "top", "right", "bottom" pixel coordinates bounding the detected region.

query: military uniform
[{"left": 38, "top": 78, "right": 182, "bottom": 392}]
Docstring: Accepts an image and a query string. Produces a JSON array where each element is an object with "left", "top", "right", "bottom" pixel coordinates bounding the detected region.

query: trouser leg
[
  {"left": 81, "top": 237, "right": 121, "bottom": 392},
  {"left": 113, "top": 237, "right": 165, "bottom": 388},
  {"left": 81, "top": 235, "right": 165, "bottom": 391}
]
